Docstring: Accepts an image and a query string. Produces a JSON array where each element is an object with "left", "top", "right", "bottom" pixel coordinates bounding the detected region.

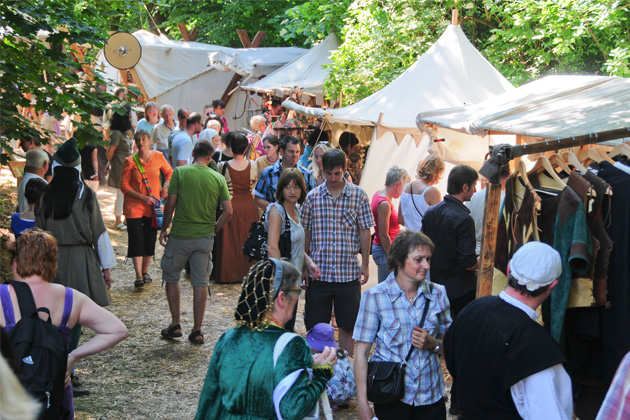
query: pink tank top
[{"left": 371, "top": 192, "right": 400, "bottom": 246}]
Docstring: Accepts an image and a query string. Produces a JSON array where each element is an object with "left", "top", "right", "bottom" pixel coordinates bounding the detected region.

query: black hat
[{"left": 53, "top": 138, "right": 81, "bottom": 167}]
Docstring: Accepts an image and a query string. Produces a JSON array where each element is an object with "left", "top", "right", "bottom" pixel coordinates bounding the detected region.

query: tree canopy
[{"left": 2, "top": 0, "right": 628, "bottom": 157}]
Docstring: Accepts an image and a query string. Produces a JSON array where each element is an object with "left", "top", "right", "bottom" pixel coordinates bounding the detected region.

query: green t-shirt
[{"left": 168, "top": 164, "right": 231, "bottom": 239}]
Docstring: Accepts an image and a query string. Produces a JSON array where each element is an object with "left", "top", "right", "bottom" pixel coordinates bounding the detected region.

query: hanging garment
[{"left": 597, "top": 161, "right": 630, "bottom": 380}]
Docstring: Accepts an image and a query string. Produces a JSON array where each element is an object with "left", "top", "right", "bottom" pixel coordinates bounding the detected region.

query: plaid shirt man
[
  {"left": 301, "top": 181, "right": 374, "bottom": 283},
  {"left": 353, "top": 275, "right": 452, "bottom": 406},
  {"left": 254, "top": 160, "right": 316, "bottom": 203}
]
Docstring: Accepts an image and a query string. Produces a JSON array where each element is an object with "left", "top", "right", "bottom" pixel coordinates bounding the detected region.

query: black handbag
[
  {"left": 366, "top": 290, "right": 431, "bottom": 404},
  {"left": 242, "top": 204, "right": 292, "bottom": 261}
]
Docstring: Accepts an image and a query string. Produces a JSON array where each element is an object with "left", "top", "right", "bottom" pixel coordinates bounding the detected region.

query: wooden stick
[{"left": 477, "top": 182, "right": 501, "bottom": 298}]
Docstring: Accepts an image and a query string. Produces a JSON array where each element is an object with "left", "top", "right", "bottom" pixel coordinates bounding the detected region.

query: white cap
[{"left": 508, "top": 242, "right": 562, "bottom": 291}]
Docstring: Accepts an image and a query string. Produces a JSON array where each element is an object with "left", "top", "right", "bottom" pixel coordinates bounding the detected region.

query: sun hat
[
  {"left": 508, "top": 242, "right": 562, "bottom": 291},
  {"left": 306, "top": 323, "right": 338, "bottom": 352}
]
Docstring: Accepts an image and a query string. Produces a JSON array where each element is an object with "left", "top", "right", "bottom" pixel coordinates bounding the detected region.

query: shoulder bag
[
  {"left": 242, "top": 204, "right": 291, "bottom": 261},
  {"left": 132, "top": 153, "right": 163, "bottom": 229},
  {"left": 366, "top": 287, "right": 432, "bottom": 404}
]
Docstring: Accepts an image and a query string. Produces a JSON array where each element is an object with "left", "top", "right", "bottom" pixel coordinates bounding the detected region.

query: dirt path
[{"left": 0, "top": 167, "right": 455, "bottom": 419}]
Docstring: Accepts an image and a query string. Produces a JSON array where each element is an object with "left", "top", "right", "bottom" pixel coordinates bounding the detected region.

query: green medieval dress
[{"left": 195, "top": 325, "right": 332, "bottom": 420}]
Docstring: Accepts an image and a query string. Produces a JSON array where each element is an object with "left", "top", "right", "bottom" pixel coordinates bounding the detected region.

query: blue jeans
[{"left": 372, "top": 244, "right": 390, "bottom": 283}]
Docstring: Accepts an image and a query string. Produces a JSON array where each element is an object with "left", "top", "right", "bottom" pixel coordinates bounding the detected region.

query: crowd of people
[{"left": 4, "top": 95, "right": 629, "bottom": 420}]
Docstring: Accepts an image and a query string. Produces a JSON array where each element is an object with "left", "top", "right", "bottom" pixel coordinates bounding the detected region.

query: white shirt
[
  {"left": 18, "top": 172, "right": 47, "bottom": 212},
  {"left": 466, "top": 188, "right": 505, "bottom": 255},
  {"left": 499, "top": 291, "right": 573, "bottom": 420}
]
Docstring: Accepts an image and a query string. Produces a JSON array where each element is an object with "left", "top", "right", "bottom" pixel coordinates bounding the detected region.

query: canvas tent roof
[
  {"left": 241, "top": 33, "right": 340, "bottom": 98},
  {"left": 97, "top": 30, "right": 305, "bottom": 130},
  {"left": 282, "top": 25, "right": 515, "bottom": 202},
  {"left": 208, "top": 46, "right": 306, "bottom": 79},
  {"left": 417, "top": 75, "right": 630, "bottom": 140},
  {"left": 283, "top": 24, "right": 514, "bottom": 138}
]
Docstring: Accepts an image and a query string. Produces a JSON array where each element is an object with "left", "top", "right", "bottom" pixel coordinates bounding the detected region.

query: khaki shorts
[{"left": 161, "top": 235, "right": 214, "bottom": 287}]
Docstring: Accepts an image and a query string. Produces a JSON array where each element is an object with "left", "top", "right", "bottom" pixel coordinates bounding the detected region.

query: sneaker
[
  {"left": 115, "top": 223, "right": 127, "bottom": 231},
  {"left": 71, "top": 375, "right": 90, "bottom": 397}
]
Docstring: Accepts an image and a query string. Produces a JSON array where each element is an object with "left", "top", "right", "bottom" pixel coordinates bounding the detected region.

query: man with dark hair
[
  {"left": 444, "top": 241, "right": 572, "bottom": 419},
  {"left": 211, "top": 99, "right": 229, "bottom": 133},
  {"left": 338, "top": 131, "right": 362, "bottom": 183},
  {"left": 19, "top": 135, "right": 53, "bottom": 182},
  {"left": 467, "top": 164, "right": 511, "bottom": 255},
  {"left": 302, "top": 148, "right": 374, "bottom": 357},
  {"left": 422, "top": 164, "right": 478, "bottom": 415},
  {"left": 171, "top": 112, "right": 203, "bottom": 167},
  {"left": 159, "top": 139, "right": 232, "bottom": 345},
  {"left": 299, "top": 128, "right": 328, "bottom": 169},
  {"left": 253, "top": 135, "right": 316, "bottom": 210},
  {"left": 167, "top": 108, "right": 190, "bottom": 165}
]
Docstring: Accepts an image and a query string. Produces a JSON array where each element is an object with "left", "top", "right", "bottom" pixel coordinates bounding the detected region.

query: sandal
[
  {"left": 161, "top": 323, "right": 183, "bottom": 339},
  {"left": 134, "top": 276, "right": 145, "bottom": 288},
  {"left": 188, "top": 330, "right": 204, "bottom": 345},
  {"left": 142, "top": 273, "right": 153, "bottom": 284}
]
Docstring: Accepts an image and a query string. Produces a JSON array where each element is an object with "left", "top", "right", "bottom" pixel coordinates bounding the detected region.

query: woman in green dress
[{"left": 195, "top": 259, "right": 337, "bottom": 420}]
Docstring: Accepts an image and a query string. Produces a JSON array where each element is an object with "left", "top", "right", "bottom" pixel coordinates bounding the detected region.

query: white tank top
[{"left": 400, "top": 186, "right": 433, "bottom": 231}]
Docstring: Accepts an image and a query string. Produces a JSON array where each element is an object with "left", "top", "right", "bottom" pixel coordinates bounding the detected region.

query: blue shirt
[
  {"left": 353, "top": 274, "right": 452, "bottom": 405},
  {"left": 298, "top": 145, "right": 313, "bottom": 169},
  {"left": 254, "top": 160, "right": 316, "bottom": 203}
]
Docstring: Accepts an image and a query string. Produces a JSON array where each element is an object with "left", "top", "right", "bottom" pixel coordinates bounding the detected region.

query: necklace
[{"left": 264, "top": 315, "right": 285, "bottom": 329}]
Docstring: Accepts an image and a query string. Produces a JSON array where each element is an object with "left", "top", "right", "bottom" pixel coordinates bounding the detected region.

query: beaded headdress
[{"left": 235, "top": 258, "right": 284, "bottom": 330}]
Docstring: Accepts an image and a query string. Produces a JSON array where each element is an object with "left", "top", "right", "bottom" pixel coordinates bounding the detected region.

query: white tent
[
  {"left": 283, "top": 24, "right": 514, "bottom": 200},
  {"left": 241, "top": 33, "right": 340, "bottom": 104},
  {"left": 97, "top": 30, "right": 305, "bottom": 131},
  {"left": 418, "top": 75, "right": 630, "bottom": 140}
]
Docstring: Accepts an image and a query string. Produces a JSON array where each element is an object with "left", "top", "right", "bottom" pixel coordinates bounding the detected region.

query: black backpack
[{"left": 8, "top": 281, "right": 69, "bottom": 420}]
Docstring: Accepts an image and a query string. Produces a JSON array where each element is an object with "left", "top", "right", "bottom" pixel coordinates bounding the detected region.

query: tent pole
[{"left": 476, "top": 182, "right": 501, "bottom": 298}]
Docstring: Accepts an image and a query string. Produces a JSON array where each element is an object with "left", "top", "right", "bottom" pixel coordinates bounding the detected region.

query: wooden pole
[
  {"left": 452, "top": 9, "right": 459, "bottom": 25},
  {"left": 476, "top": 182, "right": 502, "bottom": 298},
  {"left": 177, "top": 24, "right": 193, "bottom": 41},
  {"left": 220, "top": 31, "right": 267, "bottom": 104},
  {"left": 127, "top": 67, "right": 150, "bottom": 102}
]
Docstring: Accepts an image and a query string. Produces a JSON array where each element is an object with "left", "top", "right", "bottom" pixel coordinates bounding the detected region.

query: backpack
[{"left": 7, "top": 281, "right": 69, "bottom": 420}]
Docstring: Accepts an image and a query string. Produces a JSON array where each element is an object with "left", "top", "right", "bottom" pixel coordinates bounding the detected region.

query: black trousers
[
  {"left": 374, "top": 397, "right": 446, "bottom": 420},
  {"left": 448, "top": 290, "right": 476, "bottom": 411}
]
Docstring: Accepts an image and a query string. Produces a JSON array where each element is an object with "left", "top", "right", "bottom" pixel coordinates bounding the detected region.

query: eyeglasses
[{"left": 284, "top": 288, "right": 303, "bottom": 296}]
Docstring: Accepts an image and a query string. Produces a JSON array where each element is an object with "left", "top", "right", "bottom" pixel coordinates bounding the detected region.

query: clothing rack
[{"left": 476, "top": 127, "right": 630, "bottom": 297}]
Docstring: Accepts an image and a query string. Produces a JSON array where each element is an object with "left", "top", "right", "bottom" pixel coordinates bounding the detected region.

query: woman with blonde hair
[
  {"left": 310, "top": 142, "right": 332, "bottom": 186},
  {"left": 399, "top": 154, "right": 445, "bottom": 231},
  {"left": 247, "top": 114, "right": 267, "bottom": 159}
]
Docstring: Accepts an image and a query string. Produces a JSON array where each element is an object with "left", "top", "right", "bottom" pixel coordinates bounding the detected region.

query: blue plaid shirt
[
  {"left": 254, "top": 160, "right": 316, "bottom": 203},
  {"left": 353, "top": 274, "right": 452, "bottom": 405}
]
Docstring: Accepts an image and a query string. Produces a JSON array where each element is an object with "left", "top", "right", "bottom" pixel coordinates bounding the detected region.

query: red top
[
  {"left": 371, "top": 192, "right": 399, "bottom": 246},
  {"left": 120, "top": 151, "right": 173, "bottom": 218}
]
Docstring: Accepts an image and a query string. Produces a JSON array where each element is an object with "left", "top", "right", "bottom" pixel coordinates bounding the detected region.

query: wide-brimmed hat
[{"left": 306, "top": 323, "right": 338, "bottom": 352}]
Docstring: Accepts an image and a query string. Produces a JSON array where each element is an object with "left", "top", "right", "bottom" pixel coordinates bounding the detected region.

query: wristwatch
[{"left": 432, "top": 342, "right": 441, "bottom": 353}]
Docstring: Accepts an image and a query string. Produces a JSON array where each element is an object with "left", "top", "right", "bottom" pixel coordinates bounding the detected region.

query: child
[{"left": 306, "top": 323, "right": 356, "bottom": 411}]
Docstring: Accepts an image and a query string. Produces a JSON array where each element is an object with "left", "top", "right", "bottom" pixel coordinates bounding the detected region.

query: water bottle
[{"left": 153, "top": 200, "right": 163, "bottom": 229}]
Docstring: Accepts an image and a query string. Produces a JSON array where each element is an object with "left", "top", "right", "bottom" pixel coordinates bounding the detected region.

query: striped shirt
[
  {"left": 596, "top": 351, "right": 630, "bottom": 420},
  {"left": 353, "top": 275, "right": 452, "bottom": 406},
  {"left": 301, "top": 181, "right": 374, "bottom": 283}
]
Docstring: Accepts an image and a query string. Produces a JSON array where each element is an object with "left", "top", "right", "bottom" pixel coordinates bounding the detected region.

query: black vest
[{"left": 444, "top": 296, "right": 566, "bottom": 419}]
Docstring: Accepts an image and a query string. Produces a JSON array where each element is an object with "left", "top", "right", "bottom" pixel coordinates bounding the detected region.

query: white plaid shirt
[{"left": 301, "top": 181, "right": 374, "bottom": 283}]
